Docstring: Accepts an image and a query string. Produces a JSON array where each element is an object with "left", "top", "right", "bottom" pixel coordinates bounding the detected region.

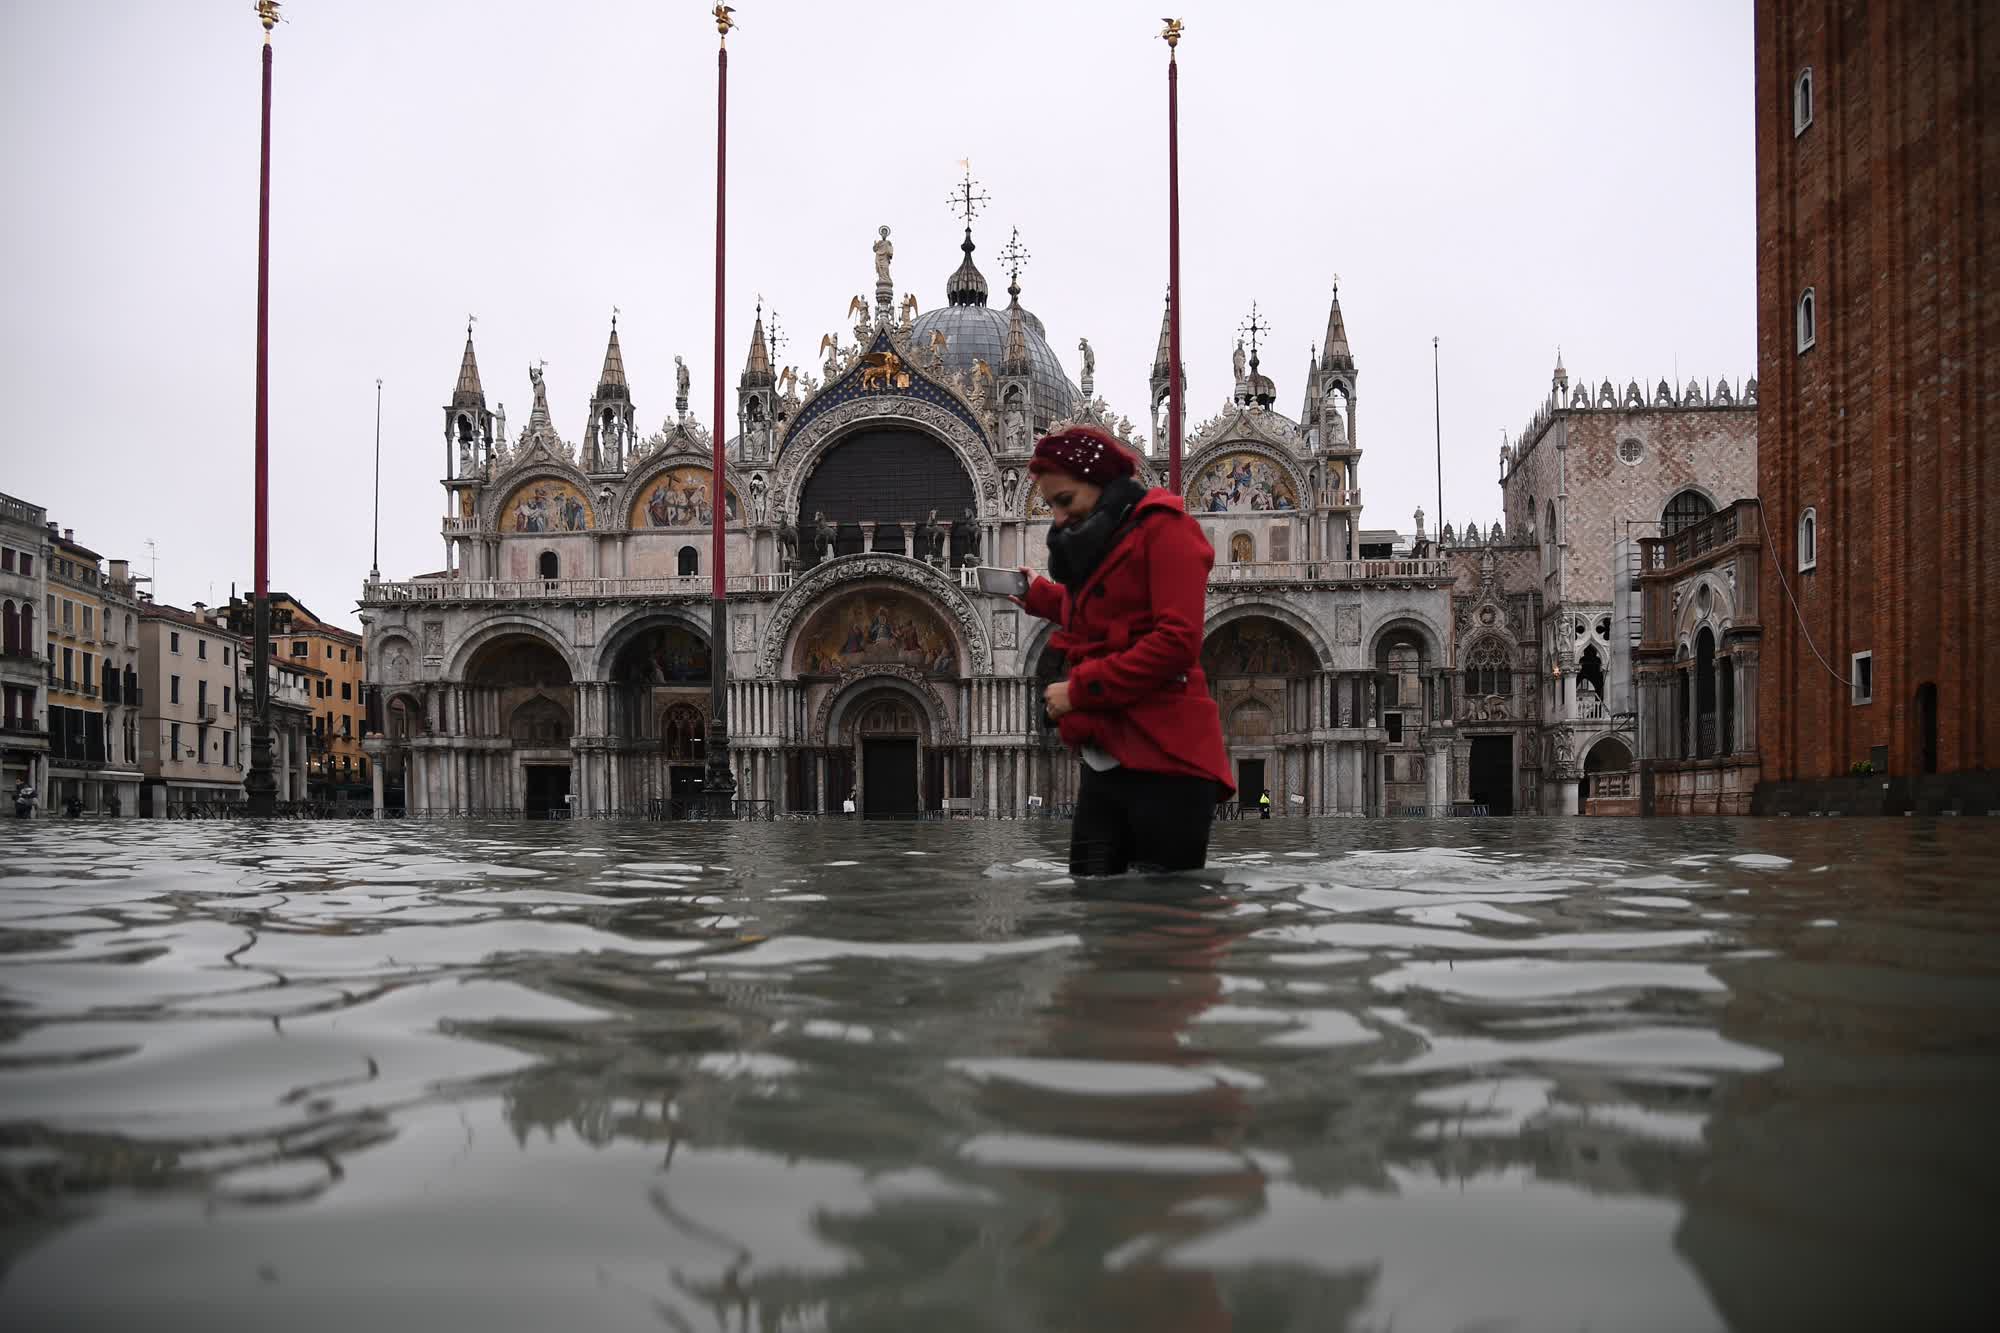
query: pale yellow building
[{"left": 43, "top": 527, "right": 142, "bottom": 814}]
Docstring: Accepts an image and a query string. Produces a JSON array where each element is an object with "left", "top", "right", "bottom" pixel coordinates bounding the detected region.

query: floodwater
[{"left": 1, "top": 818, "right": 1995, "bottom": 1332}]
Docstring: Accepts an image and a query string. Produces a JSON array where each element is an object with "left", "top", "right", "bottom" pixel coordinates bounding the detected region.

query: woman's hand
[
  {"left": 1043, "top": 680, "right": 1073, "bottom": 719},
  {"left": 1007, "top": 566, "right": 1035, "bottom": 609}
]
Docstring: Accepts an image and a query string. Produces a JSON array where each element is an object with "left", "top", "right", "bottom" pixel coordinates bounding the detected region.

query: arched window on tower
[
  {"left": 1661, "top": 490, "right": 1715, "bottom": 538},
  {"left": 1797, "top": 288, "right": 1817, "bottom": 353},
  {"left": 1798, "top": 507, "right": 1818, "bottom": 571},
  {"left": 1794, "top": 67, "right": 1814, "bottom": 134},
  {"left": 677, "top": 546, "right": 699, "bottom": 577}
]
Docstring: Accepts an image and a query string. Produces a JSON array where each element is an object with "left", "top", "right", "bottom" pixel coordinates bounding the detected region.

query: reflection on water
[{"left": 2, "top": 818, "right": 1995, "bottom": 1331}]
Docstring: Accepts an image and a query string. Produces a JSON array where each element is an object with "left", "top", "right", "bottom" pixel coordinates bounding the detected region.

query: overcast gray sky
[{"left": 2, "top": 1, "right": 1754, "bottom": 631}]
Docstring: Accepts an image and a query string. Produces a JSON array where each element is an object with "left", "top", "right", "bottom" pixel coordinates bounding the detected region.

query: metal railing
[
  {"left": 1210, "top": 557, "right": 1451, "bottom": 586},
  {"left": 362, "top": 572, "right": 795, "bottom": 603}
]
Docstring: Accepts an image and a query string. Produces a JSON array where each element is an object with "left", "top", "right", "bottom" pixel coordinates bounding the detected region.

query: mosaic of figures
[
  {"left": 794, "top": 590, "right": 959, "bottom": 678},
  {"left": 1202, "top": 618, "right": 1310, "bottom": 677},
  {"left": 502, "top": 478, "right": 593, "bottom": 533},
  {"left": 631, "top": 467, "right": 742, "bottom": 529},
  {"left": 1189, "top": 452, "right": 1298, "bottom": 514}
]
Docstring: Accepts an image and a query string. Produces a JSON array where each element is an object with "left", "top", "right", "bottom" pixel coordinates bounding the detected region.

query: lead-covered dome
[{"left": 909, "top": 230, "right": 1077, "bottom": 433}]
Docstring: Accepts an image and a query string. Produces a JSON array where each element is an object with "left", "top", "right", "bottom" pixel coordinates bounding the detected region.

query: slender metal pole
[
  {"left": 1166, "top": 38, "right": 1184, "bottom": 494},
  {"left": 370, "top": 378, "right": 382, "bottom": 582},
  {"left": 704, "top": 15, "right": 736, "bottom": 813},
  {"left": 246, "top": 16, "right": 277, "bottom": 818},
  {"left": 1432, "top": 337, "right": 1444, "bottom": 543}
]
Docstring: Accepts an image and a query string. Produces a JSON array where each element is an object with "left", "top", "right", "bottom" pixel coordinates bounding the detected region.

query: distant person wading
[{"left": 1015, "top": 426, "right": 1233, "bottom": 875}]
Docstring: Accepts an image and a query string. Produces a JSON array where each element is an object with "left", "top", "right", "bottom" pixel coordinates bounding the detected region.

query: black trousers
[{"left": 1069, "top": 764, "right": 1219, "bottom": 876}]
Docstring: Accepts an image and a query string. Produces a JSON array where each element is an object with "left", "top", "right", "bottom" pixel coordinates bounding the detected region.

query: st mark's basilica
[{"left": 358, "top": 209, "right": 1465, "bottom": 819}]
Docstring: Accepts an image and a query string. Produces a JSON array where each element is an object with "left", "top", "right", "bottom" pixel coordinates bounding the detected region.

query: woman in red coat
[{"left": 1017, "top": 426, "right": 1234, "bottom": 875}]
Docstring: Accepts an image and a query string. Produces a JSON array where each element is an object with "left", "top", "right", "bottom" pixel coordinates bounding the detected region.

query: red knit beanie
[{"left": 1028, "top": 425, "right": 1138, "bottom": 484}]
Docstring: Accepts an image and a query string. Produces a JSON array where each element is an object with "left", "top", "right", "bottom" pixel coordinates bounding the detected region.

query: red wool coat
[{"left": 1023, "top": 488, "right": 1235, "bottom": 797}]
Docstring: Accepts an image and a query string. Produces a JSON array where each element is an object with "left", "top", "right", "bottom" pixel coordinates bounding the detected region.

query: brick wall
[{"left": 1754, "top": 0, "right": 1998, "bottom": 784}]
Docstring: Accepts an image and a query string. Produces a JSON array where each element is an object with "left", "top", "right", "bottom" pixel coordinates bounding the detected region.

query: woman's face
[{"left": 1037, "top": 471, "right": 1104, "bottom": 528}]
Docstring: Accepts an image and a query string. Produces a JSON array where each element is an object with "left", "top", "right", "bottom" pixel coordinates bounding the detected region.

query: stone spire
[
  {"left": 584, "top": 314, "right": 635, "bottom": 472},
  {"left": 741, "top": 301, "right": 774, "bottom": 385},
  {"left": 452, "top": 322, "right": 486, "bottom": 409},
  {"left": 1552, "top": 346, "right": 1568, "bottom": 394},
  {"left": 1301, "top": 343, "right": 1321, "bottom": 426},
  {"left": 595, "top": 316, "right": 628, "bottom": 393},
  {"left": 1149, "top": 291, "right": 1174, "bottom": 411},
  {"left": 1319, "top": 279, "right": 1353, "bottom": 372}
]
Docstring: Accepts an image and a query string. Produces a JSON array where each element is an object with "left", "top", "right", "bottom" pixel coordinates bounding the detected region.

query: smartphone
[{"left": 972, "top": 566, "right": 1029, "bottom": 598}]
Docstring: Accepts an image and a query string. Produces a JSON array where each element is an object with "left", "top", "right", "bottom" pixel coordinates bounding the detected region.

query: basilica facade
[{"left": 358, "top": 222, "right": 1461, "bottom": 818}]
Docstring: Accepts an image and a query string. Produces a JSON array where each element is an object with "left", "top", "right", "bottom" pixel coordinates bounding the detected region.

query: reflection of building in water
[{"left": 359, "top": 201, "right": 1483, "bottom": 818}]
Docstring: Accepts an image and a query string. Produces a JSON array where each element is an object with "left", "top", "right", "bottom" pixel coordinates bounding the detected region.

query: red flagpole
[
  {"left": 705, "top": 7, "right": 737, "bottom": 810},
  {"left": 711, "top": 38, "right": 727, "bottom": 605},
  {"left": 247, "top": 3, "right": 279, "bottom": 817},
  {"left": 1166, "top": 24, "right": 1184, "bottom": 495}
]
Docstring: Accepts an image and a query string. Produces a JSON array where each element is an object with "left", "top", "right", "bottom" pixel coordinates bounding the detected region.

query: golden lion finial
[
  {"left": 1160, "top": 17, "right": 1185, "bottom": 49},
  {"left": 714, "top": 5, "right": 737, "bottom": 40}
]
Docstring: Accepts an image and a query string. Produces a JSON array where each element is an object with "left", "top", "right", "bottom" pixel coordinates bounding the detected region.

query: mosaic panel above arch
[
  {"left": 793, "top": 588, "right": 960, "bottom": 678},
  {"left": 1188, "top": 451, "right": 1299, "bottom": 514},
  {"left": 629, "top": 466, "right": 742, "bottom": 530},
  {"left": 1203, "top": 617, "right": 1313, "bottom": 677},
  {"left": 613, "top": 624, "right": 712, "bottom": 685},
  {"left": 500, "top": 477, "right": 594, "bottom": 533}
]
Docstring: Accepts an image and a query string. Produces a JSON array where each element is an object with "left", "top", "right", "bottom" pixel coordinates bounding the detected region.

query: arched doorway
[
  {"left": 466, "top": 634, "right": 575, "bottom": 818},
  {"left": 798, "top": 429, "right": 977, "bottom": 560},
  {"left": 792, "top": 584, "right": 964, "bottom": 814},
  {"left": 1203, "top": 616, "right": 1314, "bottom": 812},
  {"left": 605, "top": 620, "right": 711, "bottom": 813},
  {"left": 1372, "top": 623, "right": 1439, "bottom": 814},
  {"left": 841, "top": 688, "right": 926, "bottom": 817}
]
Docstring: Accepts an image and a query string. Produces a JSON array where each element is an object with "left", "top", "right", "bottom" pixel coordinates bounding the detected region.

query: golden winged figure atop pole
[
  {"left": 714, "top": 5, "right": 737, "bottom": 40},
  {"left": 1160, "top": 17, "right": 1184, "bottom": 49}
]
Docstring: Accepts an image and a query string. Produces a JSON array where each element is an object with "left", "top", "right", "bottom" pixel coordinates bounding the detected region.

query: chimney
[
  {"left": 63, "top": 528, "right": 74, "bottom": 542},
  {"left": 109, "top": 559, "right": 129, "bottom": 585}
]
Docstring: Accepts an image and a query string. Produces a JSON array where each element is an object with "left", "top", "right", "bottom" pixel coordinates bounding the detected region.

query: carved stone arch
[
  {"left": 1019, "top": 615, "right": 1063, "bottom": 676},
  {"left": 371, "top": 631, "right": 420, "bottom": 686},
  {"left": 773, "top": 395, "right": 1001, "bottom": 523},
  {"left": 1624, "top": 380, "right": 1645, "bottom": 409},
  {"left": 1202, "top": 600, "right": 1334, "bottom": 671},
  {"left": 613, "top": 449, "right": 753, "bottom": 535},
  {"left": 482, "top": 461, "right": 596, "bottom": 532},
  {"left": 591, "top": 604, "right": 713, "bottom": 680},
  {"left": 1674, "top": 571, "right": 1734, "bottom": 644},
  {"left": 812, "top": 665, "right": 952, "bottom": 745},
  {"left": 1570, "top": 385, "right": 1591, "bottom": 409},
  {"left": 443, "top": 614, "right": 583, "bottom": 682},
  {"left": 757, "top": 554, "right": 991, "bottom": 678},
  {"left": 1459, "top": 628, "right": 1519, "bottom": 670},
  {"left": 1367, "top": 610, "right": 1448, "bottom": 664}
]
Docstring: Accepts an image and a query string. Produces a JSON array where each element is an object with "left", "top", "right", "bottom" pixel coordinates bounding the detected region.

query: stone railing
[
  {"left": 361, "top": 572, "right": 795, "bottom": 604},
  {"left": 1211, "top": 557, "right": 1450, "bottom": 587},
  {"left": 442, "top": 516, "right": 482, "bottom": 534},
  {"left": 1576, "top": 692, "right": 1609, "bottom": 722}
]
